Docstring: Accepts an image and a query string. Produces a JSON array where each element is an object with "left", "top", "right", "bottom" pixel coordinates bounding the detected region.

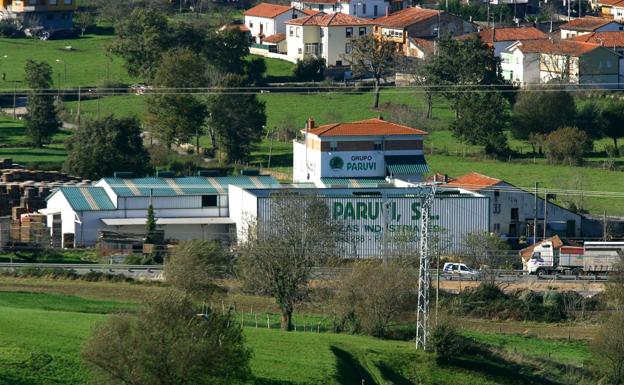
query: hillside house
[
  {"left": 373, "top": 7, "right": 475, "bottom": 56},
  {"left": 597, "top": 0, "right": 624, "bottom": 21},
  {"left": 285, "top": 12, "right": 372, "bottom": 66},
  {"left": 464, "top": 26, "right": 547, "bottom": 56},
  {"left": 559, "top": 16, "right": 623, "bottom": 39},
  {"left": 574, "top": 31, "right": 624, "bottom": 84},
  {"left": 290, "top": 0, "right": 407, "bottom": 18},
  {"left": 0, "top": 0, "right": 76, "bottom": 31},
  {"left": 244, "top": 2, "right": 316, "bottom": 45},
  {"left": 293, "top": 117, "right": 428, "bottom": 184},
  {"left": 445, "top": 172, "right": 582, "bottom": 240},
  {"left": 501, "top": 38, "right": 620, "bottom": 86}
]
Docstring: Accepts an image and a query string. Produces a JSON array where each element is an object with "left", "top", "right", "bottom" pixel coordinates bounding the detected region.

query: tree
[
  {"left": 205, "top": 75, "right": 266, "bottom": 163},
  {"left": 24, "top": 60, "right": 60, "bottom": 148},
  {"left": 64, "top": 115, "right": 150, "bottom": 179},
  {"left": 343, "top": 34, "right": 398, "bottom": 109},
  {"left": 236, "top": 193, "right": 341, "bottom": 331},
  {"left": 451, "top": 91, "right": 510, "bottom": 156},
  {"left": 144, "top": 204, "right": 162, "bottom": 244},
  {"left": 82, "top": 291, "right": 252, "bottom": 385},
  {"left": 592, "top": 313, "right": 624, "bottom": 385},
  {"left": 111, "top": 8, "right": 175, "bottom": 80},
  {"left": 543, "top": 126, "right": 591, "bottom": 165},
  {"left": 396, "top": 55, "right": 433, "bottom": 119},
  {"left": 333, "top": 260, "right": 415, "bottom": 337},
  {"left": 293, "top": 57, "right": 326, "bottom": 82},
  {"left": 462, "top": 231, "right": 510, "bottom": 269},
  {"left": 601, "top": 101, "right": 624, "bottom": 155},
  {"left": 73, "top": 11, "right": 95, "bottom": 36},
  {"left": 146, "top": 49, "right": 209, "bottom": 151},
  {"left": 165, "top": 240, "right": 230, "bottom": 298},
  {"left": 245, "top": 56, "right": 266, "bottom": 86},
  {"left": 512, "top": 89, "right": 577, "bottom": 140}
]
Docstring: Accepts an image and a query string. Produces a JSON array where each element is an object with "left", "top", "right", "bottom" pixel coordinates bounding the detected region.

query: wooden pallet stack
[{"left": 19, "top": 213, "right": 47, "bottom": 244}]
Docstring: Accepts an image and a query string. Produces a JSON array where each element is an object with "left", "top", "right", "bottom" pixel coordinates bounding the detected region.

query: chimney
[
  {"left": 307, "top": 117, "right": 315, "bottom": 129},
  {"left": 385, "top": 6, "right": 389, "bottom": 17}
]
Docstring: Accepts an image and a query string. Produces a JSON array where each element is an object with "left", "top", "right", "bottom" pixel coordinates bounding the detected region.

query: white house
[
  {"left": 597, "top": 0, "right": 624, "bottom": 21},
  {"left": 290, "top": 0, "right": 406, "bottom": 18},
  {"left": 445, "top": 172, "right": 582, "bottom": 240},
  {"left": 501, "top": 38, "right": 620, "bottom": 86},
  {"left": 285, "top": 12, "right": 372, "bottom": 66},
  {"left": 559, "top": 16, "right": 623, "bottom": 39},
  {"left": 244, "top": 2, "right": 317, "bottom": 44},
  {"left": 42, "top": 174, "right": 280, "bottom": 247},
  {"left": 574, "top": 31, "right": 624, "bottom": 85},
  {"left": 293, "top": 117, "right": 429, "bottom": 184}
]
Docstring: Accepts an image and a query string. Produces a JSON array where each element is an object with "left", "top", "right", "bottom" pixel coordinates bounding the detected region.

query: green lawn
[
  {"left": 0, "top": 33, "right": 136, "bottom": 89},
  {"left": 0, "top": 289, "right": 592, "bottom": 385}
]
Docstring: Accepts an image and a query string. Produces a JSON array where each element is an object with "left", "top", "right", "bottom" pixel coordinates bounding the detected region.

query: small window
[
  {"left": 493, "top": 203, "right": 501, "bottom": 214},
  {"left": 319, "top": 4, "right": 324, "bottom": 11},
  {"left": 345, "top": 42, "right": 352, "bottom": 54},
  {"left": 298, "top": 48, "right": 302, "bottom": 54},
  {"left": 249, "top": 21, "right": 253, "bottom": 28},
  {"left": 494, "top": 190, "right": 500, "bottom": 197},
  {"left": 296, "top": 27, "right": 301, "bottom": 37},
  {"left": 289, "top": 26, "right": 293, "bottom": 37},
  {"left": 330, "top": 141, "right": 338, "bottom": 151},
  {"left": 320, "top": 28, "right": 324, "bottom": 38},
  {"left": 346, "top": 27, "right": 353, "bottom": 38},
  {"left": 511, "top": 208, "right": 519, "bottom": 220},
  {"left": 493, "top": 223, "right": 500, "bottom": 233},
  {"left": 335, "top": 60, "right": 342, "bottom": 66},
  {"left": 359, "top": 26, "right": 366, "bottom": 36},
  {"left": 202, "top": 195, "right": 218, "bottom": 207},
  {"left": 374, "top": 4, "right": 378, "bottom": 16},
  {"left": 292, "top": 13, "right": 298, "bottom": 19},
  {"left": 373, "top": 141, "right": 382, "bottom": 151},
  {"left": 362, "top": 3, "right": 366, "bottom": 14}
]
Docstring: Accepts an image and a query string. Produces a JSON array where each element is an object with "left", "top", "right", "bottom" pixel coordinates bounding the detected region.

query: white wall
[
  {"left": 292, "top": 139, "right": 322, "bottom": 182},
  {"left": 245, "top": 15, "right": 277, "bottom": 43},
  {"left": 286, "top": 24, "right": 320, "bottom": 63},
  {"left": 228, "top": 185, "right": 259, "bottom": 241},
  {"left": 324, "top": 24, "right": 370, "bottom": 65}
]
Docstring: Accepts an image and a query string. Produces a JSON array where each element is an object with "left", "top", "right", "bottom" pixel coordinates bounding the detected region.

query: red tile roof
[
  {"left": 409, "top": 37, "right": 435, "bottom": 53},
  {"left": 599, "top": 0, "right": 624, "bottom": 6},
  {"left": 244, "top": 3, "right": 295, "bottom": 18},
  {"left": 286, "top": 12, "right": 372, "bottom": 26},
  {"left": 297, "top": 0, "right": 341, "bottom": 3},
  {"left": 263, "top": 33, "right": 286, "bottom": 43},
  {"left": 445, "top": 172, "right": 502, "bottom": 190},
  {"left": 573, "top": 31, "right": 624, "bottom": 46},
  {"left": 514, "top": 38, "right": 601, "bottom": 56},
  {"left": 472, "top": 27, "right": 547, "bottom": 42},
  {"left": 305, "top": 118, "right": 428, "bottom": 137},
  {"left": 373, "top": 7, "right": 440, "bottom": 29},
  {"left": 302, "top": 8, "right": 322, "bottom": 15},
  {"left": 560, "top": 16, "right": 619, "bottom": 31}
]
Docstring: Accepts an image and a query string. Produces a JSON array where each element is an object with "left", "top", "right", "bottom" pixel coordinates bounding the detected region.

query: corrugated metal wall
[{"left": 257, "top": 195, "right": 489, "bottom": 258}]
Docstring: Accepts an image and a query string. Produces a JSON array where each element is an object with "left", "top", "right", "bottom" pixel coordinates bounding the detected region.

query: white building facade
[
  {"left": 293, "top": 117, "right": 429, "bottom": 184},
  {"left": 285, "top": 12, "right": 372, "bottom": 66},
  {"left": 244, "top": 2, "right": 314, "bottom": 44},
  {"left": 290, "top": 0, "right": 406, "bottom": 18}
]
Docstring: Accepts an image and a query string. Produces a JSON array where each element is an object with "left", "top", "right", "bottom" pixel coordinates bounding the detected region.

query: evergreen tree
[
  {"left": 144, "top": 204, "right": 158, "bottom": 244},
  {"left": 24, "top": 60, "right": 60, "bottom": 148},
  {"left": 64, "top": 115, "right": 150, "bottom": 179}
]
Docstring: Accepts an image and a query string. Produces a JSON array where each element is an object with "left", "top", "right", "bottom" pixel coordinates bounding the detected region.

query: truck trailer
[{"left": 525, "top": 241, "right": 624, "bottom": 275}]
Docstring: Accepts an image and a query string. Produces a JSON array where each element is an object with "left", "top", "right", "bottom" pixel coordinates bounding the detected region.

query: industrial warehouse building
[
  {"left": 41, "top": 174, "right": 280, "bottom": 247},
  {"left": 229, "top": 185, "right": 489, "bottom": 257}
]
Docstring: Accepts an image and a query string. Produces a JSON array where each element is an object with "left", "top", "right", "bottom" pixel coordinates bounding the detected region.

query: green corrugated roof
[
  {"left": 320, "top": 178, "right": 388, "bottom": 187},
  {"left": 58, "top": 187, "right": 116, "bottom": 211},
  {"left": 385, "top": 155, "right": 429, "bottom": 175},
  {"left": 101, "top": 175, "right": 280, "bottom": 197}
]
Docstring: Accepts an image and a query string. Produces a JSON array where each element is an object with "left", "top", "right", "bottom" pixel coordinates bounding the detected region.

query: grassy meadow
[{"left": 0, "top": 283, "right": 596, "bottom": 385}]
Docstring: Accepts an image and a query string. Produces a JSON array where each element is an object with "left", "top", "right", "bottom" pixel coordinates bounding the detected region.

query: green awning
[
  {"left": 385, "top": 155, "right": 429, "bottom": 175},
  {"left": 320, "top": 178, "right": 388, "bottom": 187}
]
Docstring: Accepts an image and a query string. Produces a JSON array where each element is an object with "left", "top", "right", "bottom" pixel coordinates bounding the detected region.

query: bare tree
[
  {"left": 333, "top": 259, "right": 415, "bottom": 337},
  {"left": 236, "top": 193, "right": 342, "bottom": 331},
  {"left": 396, "top": 55, "right": 434, "bottom": 119},
  {"left": 592, "top": 312, "right": 624, "bottom": 384},
  {"left": 343, "top": 34, "right": 399, "bottom": 109}
]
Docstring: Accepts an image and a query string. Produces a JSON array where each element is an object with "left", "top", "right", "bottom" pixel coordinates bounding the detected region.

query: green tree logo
[{"left": 329, "top": 156, "right": 344, "bottom": 170}]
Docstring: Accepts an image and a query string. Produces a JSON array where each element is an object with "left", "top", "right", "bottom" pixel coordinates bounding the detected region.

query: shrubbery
[
  {"left": 294, "top": 57, "right": 326, "bottom": 82},
  {"left": 0, "top": 266, "right": 134, "bottom": 283}
]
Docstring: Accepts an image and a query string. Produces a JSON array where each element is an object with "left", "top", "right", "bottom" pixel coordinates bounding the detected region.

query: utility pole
[
  {"left": 543, "top": 191, "right": 548, "bottom": 239},
  {"left": 416, "top": 183, "right": 436, "bottom": 350},
  {"left": 533, "top": 182, "right": 538, "bottom": 244}
]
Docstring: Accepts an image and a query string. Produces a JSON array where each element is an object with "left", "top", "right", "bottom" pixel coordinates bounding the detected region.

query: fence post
[
  {"left": 241, "top": 310, "right": 244, "bottom": 328},
  {"left": 255, "top": 313, "right": 258, "bottom": 328},
  {"left": 267, "top": 314, "right": 270, "bottom": 329}
]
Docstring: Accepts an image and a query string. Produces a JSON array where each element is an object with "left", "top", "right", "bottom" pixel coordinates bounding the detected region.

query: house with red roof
[
  {"left": 445, "top": 172, "right": 581, "bottom": 239},
  {"left": 461, "top": 26, "right": 547, "bottom": 56},
  {"left": 500, "top": 38, "right": 620, "bottom": 86},
  {"left": 290, "top": 0, "right": 407, "bottom": 19},
  {"left": 373, "top": 7, "right": 475, "bottom": 57},
  {"left": 597, "top": 0, "right": 624, "bottom": 21},
  {"left": 559, "top": 16, "right": 623, "bottom": 39},
  {"left": 244, "top": 2, "right": 317, "bottom": 45},
  {"left": 293, "top": 117, "right": 428, "bottom": 183},
  {"left": 574, "top": 31, "right": 624, "bottom": 84},
  {"left": 285, "top": 13, "right": 373, "bottom": 66}
]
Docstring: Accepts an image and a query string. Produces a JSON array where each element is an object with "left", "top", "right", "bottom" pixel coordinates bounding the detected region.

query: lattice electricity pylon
[{"left": 416, "top": 183, "right": 436, "bottom": 350}]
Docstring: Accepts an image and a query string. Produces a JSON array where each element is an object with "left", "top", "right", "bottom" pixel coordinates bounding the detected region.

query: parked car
[{"left": 442, "top": 262, "right": 478, "bottom": 280}]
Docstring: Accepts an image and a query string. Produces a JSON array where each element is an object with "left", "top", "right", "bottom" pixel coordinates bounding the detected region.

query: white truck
[{"left": 526, "top": 241, "right": 624, "bottom": 276}]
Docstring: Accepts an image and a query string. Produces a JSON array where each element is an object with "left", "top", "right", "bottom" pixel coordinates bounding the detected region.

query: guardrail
[{"left": 0, "top": 263, "right": 163, "bottom": 271}]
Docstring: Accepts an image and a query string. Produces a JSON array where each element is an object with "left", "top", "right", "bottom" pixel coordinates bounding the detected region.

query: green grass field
[
  {"left": 0, "top": 33, "right": 136, "bottom": 89},
  {"left": 0, "top": 287, "right": 593, "bottom": 385}
]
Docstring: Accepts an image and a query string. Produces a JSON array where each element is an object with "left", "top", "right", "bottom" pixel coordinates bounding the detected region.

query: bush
[
  {"left": 431, "top": 321, "right": 468, "bottom": 362},
  {"left": 543, "top": 126, "right": 592, "bottom": 165},
  {"left": 294, "top": 57, "right": 326, "bottom": 82},
  {"left": 0, "top": 20, "right": 21, "bottom": 37}
]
